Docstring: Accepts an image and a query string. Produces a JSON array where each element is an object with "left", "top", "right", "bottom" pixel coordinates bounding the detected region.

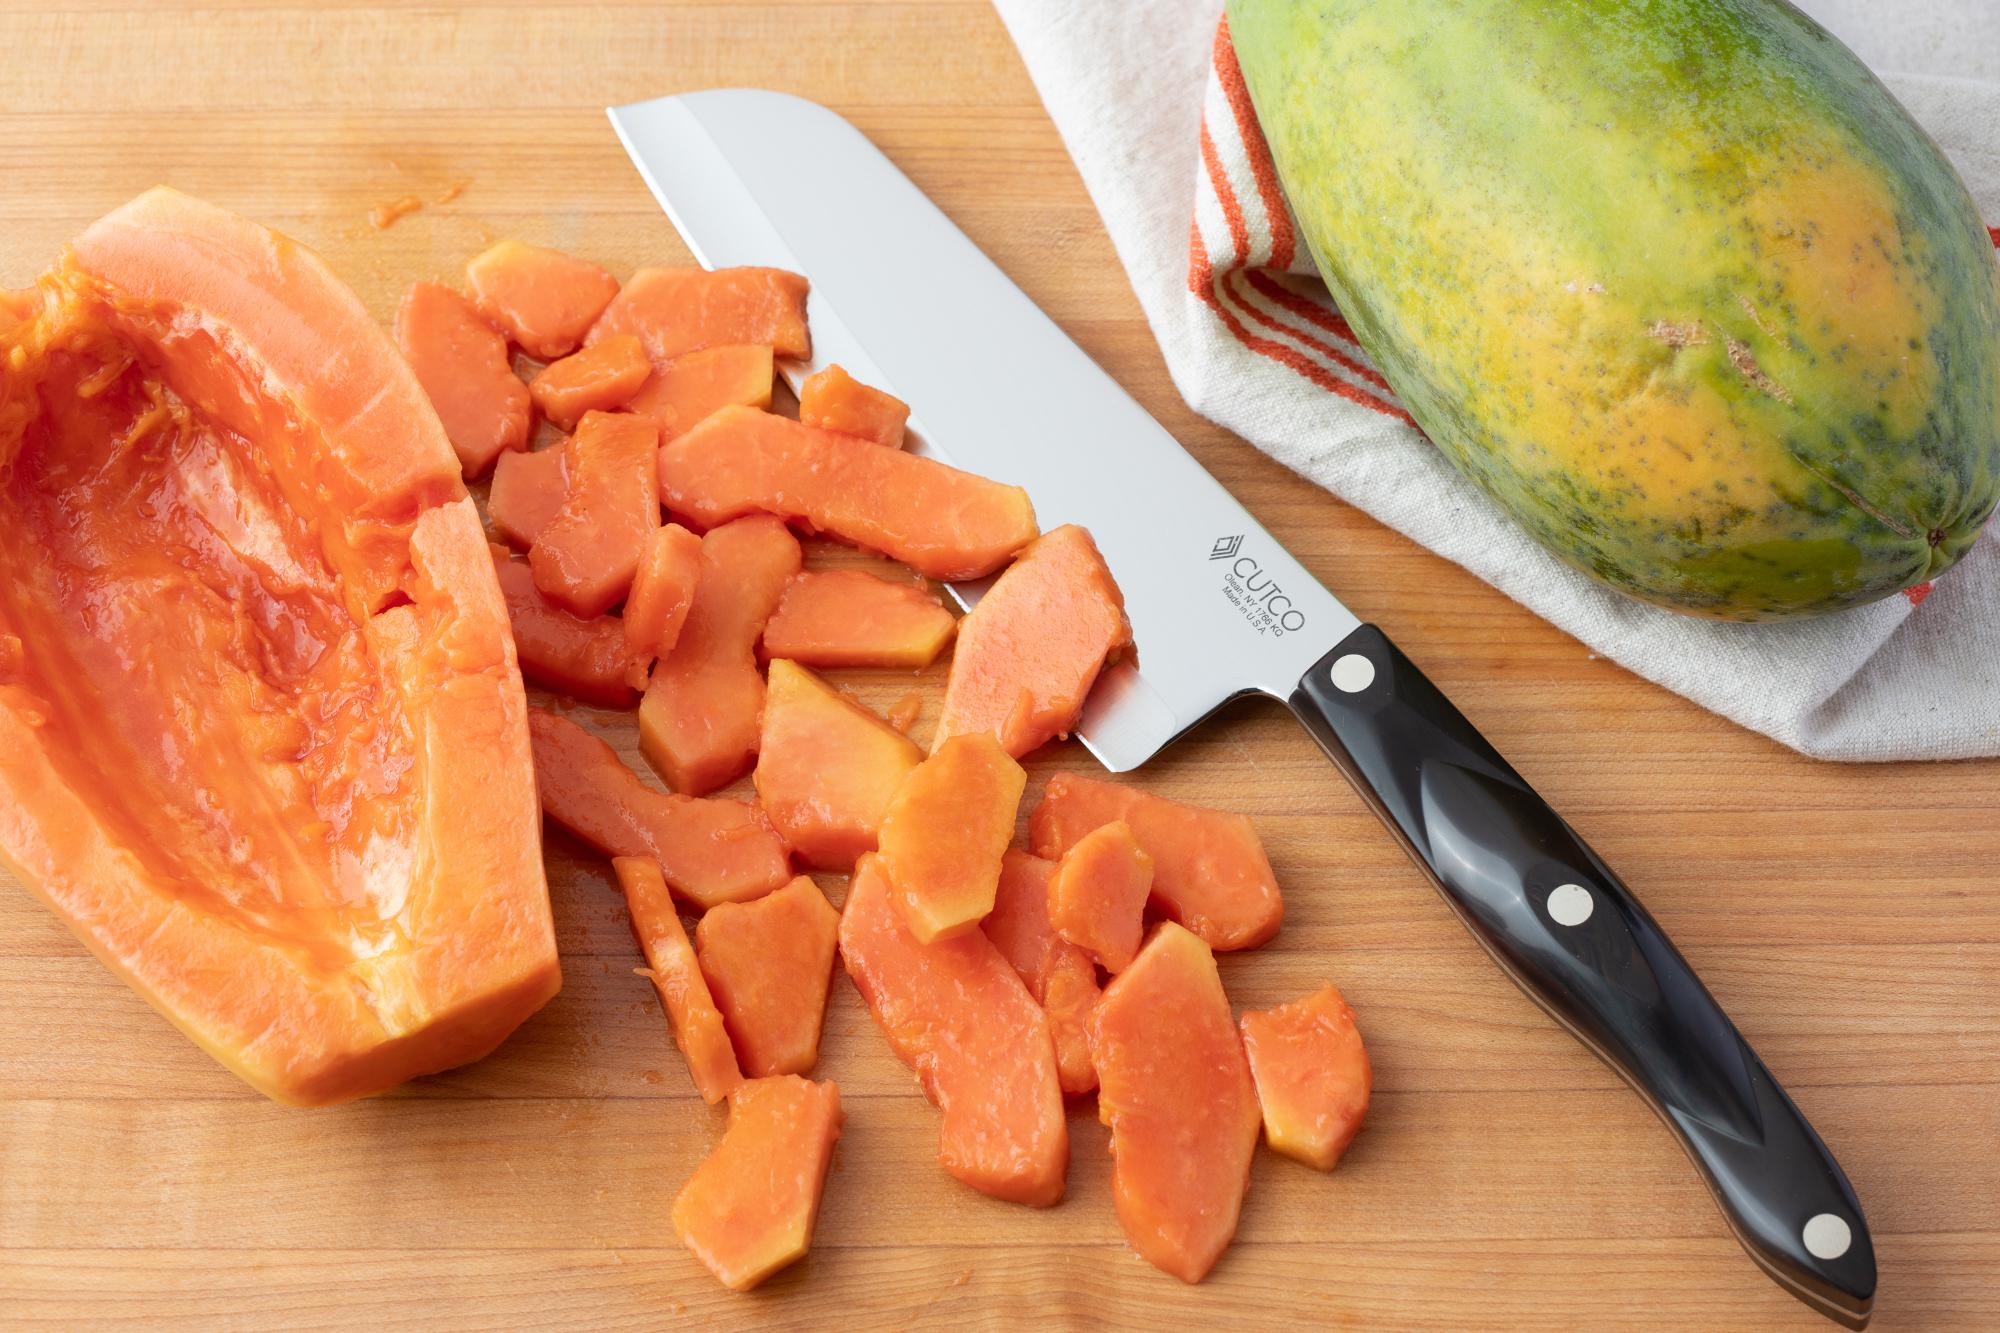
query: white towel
[{"left": 991, "top": 0, "right": 2000, "bottom": 761}]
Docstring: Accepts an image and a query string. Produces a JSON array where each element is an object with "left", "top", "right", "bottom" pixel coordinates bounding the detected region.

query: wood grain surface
[{"left": 2, "top": 2, "right": 1996, "bottom": 1329}]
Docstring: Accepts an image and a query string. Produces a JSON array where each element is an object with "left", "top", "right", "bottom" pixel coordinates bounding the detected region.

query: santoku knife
[{"left": 609, "top": 88, "right": 1875, "bottom": 1329}]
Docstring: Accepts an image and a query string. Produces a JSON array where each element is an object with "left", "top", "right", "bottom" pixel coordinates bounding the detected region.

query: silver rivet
[
  {"left": 1803, "top": 1213, "right": 1852, "bottom": 1260},
  {"left": 1547, "top": 883, "right": 1594, "bottom": 926},
  {"left": 1329, "top": 653, "right": 1375, "bottom": 693}
]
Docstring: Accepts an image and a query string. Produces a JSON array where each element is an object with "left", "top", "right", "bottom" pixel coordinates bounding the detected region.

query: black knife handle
[{"left": 1289, "top": 623, "right": 1875, "bottom": 1329}]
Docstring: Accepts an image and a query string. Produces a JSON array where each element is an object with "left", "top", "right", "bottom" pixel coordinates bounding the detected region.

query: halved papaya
[
  {"left": 1239, "top": 984, "right": 1371, "bottom": 1172},
  {"left": 936, "top": 524, "right": 1131, "bottom": 758},
  {"left": 673, "top": 1075, "right": 843, "bottom": 1292},
  {"left": 839, "top": 854, "right": 1068, "bottom": 1207},
  {"left": 760, "top": 569, "right": 957, "bottom": 670},
  {"left": 465, "top": 239, "right": 619, "bottom": 361},
  {"left": 588, "top": 266, "right": 810, "bottom": 362},
  {"left": 876, "top": 733, "right": 1025, "bottom": 942},
  {"left": 1031, "top": 773, "right": 1283, "bottom": 952},
  {"left": 527, "top": 708, "right": 790, "bottom": 910},
  {"left": 0, "top": 189, "right": 559, "bottom": 1105},
  {"left": 487, "top": 440, "right": 569, "bottom": 549},
  {"left": 638, "top": 515, "right": 802, "bottom": 795},
  {"left": 755, "top": 659, "right": 922, "bottom": 870},
  {"left": 798, "top": 363, "right": 910, "bottom": 448},
  {"left": 492, "top": 546, "right": 637, "bottom": 709},
  {"left": 614, "top": 855, "right": 741, "bottom": 1104},
  {"left": 696, "top": 874, "right": 840, "bottom": 1078},
  {"left": 1091, "top": 923, "right": 1261, "bottom": 1283},
  {"left": 982, "top": 850, "right": 1100, "bottom": 1096},
  {"left": 396, "top": 280, "right": 532, "bottom": 478},
  {"left": 622, "top": 344, "right": 775, "bottom": 441},
  {"left": 529, "top": 410, "right": 660, "bottom": 619},
  {"left": 528, "top": 333, "right": 650, "bottom": 430},
  {"left": 659, "top": 406, "right": 1038, "bottom": 581}
]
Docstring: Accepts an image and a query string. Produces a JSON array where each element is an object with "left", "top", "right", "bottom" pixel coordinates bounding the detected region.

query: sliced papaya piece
[
  {"left": 877, "top": 733, "right": 1025, "bottom": 943},
  {"left": 886, "top": 691, "right": 923, "bottom": 736},
  {"left": 935, "top": 524, "right": 1130, "bottom": 758},
  {"left": 673, "top": 1075, "right": 842, "bottom": 1292},
  {"left": 696, "top": 875, "right": 840, "bottom": 1077},
  {"left": 638, "top": 515, "right": 802, "bottom": 795},
  {"left": 622, "top": 522, "right": 704, "bottom": 663},
  {"left": 838, "top": 854, "right": 1067, "bottom": 1206},
  {"left": 1047, "top": 819, "right": 1152, "bottom": 973},
  {"left": 982, "top": 850, "right": 1100, "bottom": 1096},
  {"left": 0, "top": 189, "right": 557, "bottom": 1105},
  {"left": 755, "top": 660, "right": 922, "bottom": 870},
  {"left": 465, "top": 239, "right": 619, "bottom": 360},
  {"left": 1091, "top": 923, "right": 1260, "bottom": 1283},
  {"left": 622, "top": 344, "right": 775, "bottom": 441},
  {"left": 492, "top": 546, "right": 636, "bottom": 708},
  {"left": 798, "top": 363, "right": 909, "bottom": 448},
  {"left": 659, "top": 406, "right": 1037, "bottom": 581},
  {"left": 528, "top": 333, "right": 650, "bottom": 430},
  {"left": 613, "top": 856, "right": 741, "bottom": 1104},
  {"left": 488, "top": 440, "right": 569, "bottom": 549},
  {"left": 1239, "top": 985, "right": 1371, "bottom": 1172},
  {"left": 395, "top": 280, "right": 531, "bottom": 478},
  {"left": 528, "top": 708, "right": 790, "bottom": 910},
  {"left": 761, "top": 569, "right": 956, "bottom": 670},
  {"left": 529, "top": 410, "right": 660, "bottom": 618},
  {"left": 1031, "top": 773, "right": 1282, "bottom": 952},
  {"left": 588, "top": 266, "right": 809, "bottom": 362}
]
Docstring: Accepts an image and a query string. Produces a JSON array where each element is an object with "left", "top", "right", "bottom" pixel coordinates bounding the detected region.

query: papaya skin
[
  {"left": 1229, "top": 0, "right": 2000, "bottom": 618},
  {"left": 0, "top": 189, "right": 559, "bottom": 1105}
]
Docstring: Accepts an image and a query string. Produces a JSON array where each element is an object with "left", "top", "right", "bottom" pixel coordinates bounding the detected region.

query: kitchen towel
[{"left": 990, "top": 0, "right": 2000, "bottom": 761}]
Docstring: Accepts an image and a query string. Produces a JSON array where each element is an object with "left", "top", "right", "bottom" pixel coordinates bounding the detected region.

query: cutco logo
[{"left": 1211, "top": 536, "right": 1307, "bottom": 637}]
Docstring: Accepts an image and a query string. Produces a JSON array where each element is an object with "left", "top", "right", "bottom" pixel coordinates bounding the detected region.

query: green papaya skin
[{"left": 1227, "top": 0, "right": 2000, "bottom": 619}]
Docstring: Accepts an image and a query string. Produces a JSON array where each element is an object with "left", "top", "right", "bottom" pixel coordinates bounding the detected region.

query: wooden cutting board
[{"left": 2, "top": 3, "right": 1995, "bottom": 1328}]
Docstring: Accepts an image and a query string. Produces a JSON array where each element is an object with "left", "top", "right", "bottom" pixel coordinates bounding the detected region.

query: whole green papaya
[{"left": 1228, "top": 0, "right": 2000, "bottom": 619}]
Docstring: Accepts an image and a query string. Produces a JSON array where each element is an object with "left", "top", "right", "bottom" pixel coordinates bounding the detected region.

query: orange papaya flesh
[
  {"left": 487, "top": 439, "right": 569, "bottom": 549},
  {"left": 1031, "top": 772, "right": 1282, "bottom": 952},
  {"left": 638, "top": 514, "right": 801, "bottom": 795},
  {"left": 798, "top": 362, "right": 910, "bottom": 448},
  {"left": 696, "top": 874, "right": 840, "bottom": 1078},
  {"left": 936, "top": 524, "right": 1130, "bottom": 758},
  {"left": 877, "top": 733, "right": 1026, "bottom": 943},
  {"left": 613, "top": 855, "right": 741, "bottom": 1104},
  {"left": 492, "top": 546, "right": 636, "bottom": 709},
  {"left": 1047, "top": 819, "right": 1152, "bottom": 973},
  {"left": 622, "top": 344, "right": 775, "bottom": 441},
  {"left": 529, "top": 410, "right": 660, "bottom": 618},
  {"left": 1240, "top": 984, "right": 1371, "bottom": 1172},
  {"left": 0, "top": 188, "right": 558, "bottom": 1105},
  {"left": 395, "top": 280, "right": 531, "bottom": 478},
  {"left": 659, "top": 405, "right": 1038, "bottom": 581},
  {"left": 1, "top": 285, "right": 34, "bottom": 328},
  {"left": 621, "top": 522, "right": 704, "bottom": 666},
  {"left": 464, "top": 239, "right": 619, "bottom": 361},
  {"left": 528, "top": 333, "right": 650, "bottom": 431},
  {"left": 754, "top": 659, "right": 922, "bottom": 870},
  {"left": 982, "top": 850, "right": 1101, "bottom": 1096},
  {"left": 1091, "top": 922, "right": 1261, "bottom": 1283},
  {"left": 840, "top": 855, "right": 1068, "bottom": 1206},
  {"left": 886, "top": 691, "right": 923, "bottom": 736},
  {"left": 588, "top": 265, "right": 809, "bottom": 363},
  {"left": 528, "top": 708, "right": 790, "bottom": 910},
  {"left": 760, "top": 568, "right": 956, "bottom": 670},
  {"left": 673, "top": 1075, "right": 842, "bottom": 1292}
]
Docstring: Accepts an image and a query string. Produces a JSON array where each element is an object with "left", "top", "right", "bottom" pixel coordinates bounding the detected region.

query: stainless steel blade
[{"left": 609, "top": 89, "right": 1359, "bottom": 770}]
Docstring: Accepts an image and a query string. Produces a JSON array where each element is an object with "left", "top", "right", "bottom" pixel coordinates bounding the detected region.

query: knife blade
[{"left": 609, "top": 88, "right": 1876, "bottom": 1328}]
